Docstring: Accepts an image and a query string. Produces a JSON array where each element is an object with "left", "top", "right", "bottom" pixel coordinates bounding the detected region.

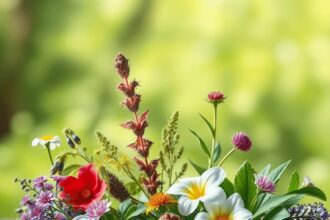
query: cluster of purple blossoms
[
  {"left": 16, "top": 176, "right": 66, "bottom": 220},
  {"left": 288, "top": 203, "right": 329, "bottom": 220}
]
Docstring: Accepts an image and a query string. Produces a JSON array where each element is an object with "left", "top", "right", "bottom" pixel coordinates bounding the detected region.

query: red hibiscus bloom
[{"left": 58, "top": 163, "right": 106, "bottom": 210}]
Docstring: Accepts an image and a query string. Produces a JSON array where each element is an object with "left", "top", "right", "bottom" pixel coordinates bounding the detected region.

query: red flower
[{"left": 58, "top": 163, "right": 106, "bottom": 210}]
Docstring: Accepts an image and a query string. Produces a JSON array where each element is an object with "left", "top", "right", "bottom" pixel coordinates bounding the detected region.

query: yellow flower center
[
  {"left": 40, "top": 135, "right": 54, "bottom": 141},
  {"left": 215, "top": 215, "right": 231, "bottom": 220},
  {"left": 186, "top": 183, "right": 205, "bottom": 200}
]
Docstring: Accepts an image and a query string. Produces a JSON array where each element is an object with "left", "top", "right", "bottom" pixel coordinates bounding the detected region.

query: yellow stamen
[
  {"left": 215, "top": 215, "right": 231, "bottom": 220},
  {"left": 185, "top": 183, "right": 205, "bottom": 200},
  {"left": 40, "top": 135, "right": 54, "bottom": 141}
]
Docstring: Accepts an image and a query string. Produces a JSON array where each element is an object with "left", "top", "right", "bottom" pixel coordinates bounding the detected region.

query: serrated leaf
[
  {"left": 220, "top": 178, "right": 234, "bottom": 197},
  {"left": 189, "top": 159, "right": 206, "bottom": 175},
  {"left": 199, "top": 114, "right": 214, "bottom": 136},
  {"left": 62, "top": 164, "right": 81, "bottom": 175},
  {"left": 263, "top": 206, "right": 290, "bottom": 220},
  {"left": 288, "top": 186, "right": 327, "bottom": 201},
  {"left": 287, "top": 170, "right": 300, "bottom": 192},
  {"left": 268, "top": 160, "right": 291, "bottom": 183},
  {"left": 211, "top": 142, "right": 221, "bottom": 164},
  {"left": 253, "top": 194, "right": 302, "bottom": 219},
  {"left": 189, "top": 129, "right": 210, "bottom": 157},
  {"left": 234, "top": 161, "right": 257, "bottom": 210}
]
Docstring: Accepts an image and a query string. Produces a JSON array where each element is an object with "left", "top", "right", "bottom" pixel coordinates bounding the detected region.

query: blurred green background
[{"left": 0, "top": 0, "right": 329, "bottom": 217}]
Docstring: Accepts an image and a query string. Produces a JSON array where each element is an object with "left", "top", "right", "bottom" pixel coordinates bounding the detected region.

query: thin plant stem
[
  {"left": 46, "top": 144, "right": 54, "bottom": 165},
  {"left": 208, "top": 104, "right": 218, "bottom": 168},
  {"left": 218, "top": 148, "right": 236, "bottom": 167}
]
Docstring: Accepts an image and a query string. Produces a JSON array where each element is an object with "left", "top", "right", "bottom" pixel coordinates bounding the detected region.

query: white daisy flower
[
  {"left": 195, "top": 193, "right": 252, "bottom": 220},
  {"left": 167, "top": 167, "right": 226, "bottom": 216},
  {"left": 32, "top": 135, "right": 61, "bottom": 150}
]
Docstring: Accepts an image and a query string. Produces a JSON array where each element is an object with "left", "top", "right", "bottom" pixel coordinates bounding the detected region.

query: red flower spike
[
  {"left": 122, "top": 94, "right": 141, "bottom": 113},
  {"left": 115, "top": 53, "right": 130, "bottom": 79},
  {"left": 58, "top": 164, "right": 106, "bottom": 211},
  {"left": 118, "top": 80, "right": 139, "bottom": 97}
]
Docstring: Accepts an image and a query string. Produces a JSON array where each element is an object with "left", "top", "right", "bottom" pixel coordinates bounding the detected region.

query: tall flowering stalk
[{"left": 115, "top": 53, "right": 160, "bottom": 195}]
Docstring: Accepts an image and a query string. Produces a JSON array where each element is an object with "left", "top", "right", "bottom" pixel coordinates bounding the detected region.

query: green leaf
[
  {"left": 189, "top": 129, "right": 210, "bottom": 157},
  {"left": 189, "top": 159, "right": 206, "bottom": 175},
  {"left": 62, "top": 164, "right": 81, "bottom": 175},
  {"left": 199, "top": 114, "right": 214, "bottom": 136},
  {"left": 268, "top": 160, "right": 291, "bottom": 183},
  {"left": 259, "top": 164, "right": 271, "bottom": 176},
  {"left": 118, "top": 199, "right": 132, "bottom": 214},
  {"left": 234, "top": 161, "right": 257, "bottom": 210},
  {"left": 288, "top": 186, "right": 327, "bottom": 201},
  {"left": 287, "top": 170, "right": 300, "bottom": 192},
  {"left": 220, "top": 178, "right": 234, "bottom": 197},
  {"left": 253, "top": 194, "right": 302, "bottom": 219},
  {"left": 211, "top": 142, "right": 221, "bottom": 164},
  {"left": 263, "top": 206, "right": 290, "bottom": 220},
  {"left": 127, "top": 205, "right": 146, "bottom": 219}
]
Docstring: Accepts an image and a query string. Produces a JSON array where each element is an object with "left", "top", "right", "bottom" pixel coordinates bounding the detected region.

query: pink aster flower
[
  {"left": 36, "top": 191, "right": 54, "bottom": 208},
  {"left": 232, "top": 132, "right": 252, "bottom": 151},
  {"left": 254, "top": 174, "right": 276, "bottom": 193},
  {"left": 85, "top": 199, "right": 111, "bottom": 220},
  {"left": 207, "top": 91, "right": 225, "bottom": 103}
]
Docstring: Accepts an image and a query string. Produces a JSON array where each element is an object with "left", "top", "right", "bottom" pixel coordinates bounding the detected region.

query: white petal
[
  {"left": 178, "top": 196, "right": 199, "bottom": 216},
  {"left": 227, "top": 193, "right": 245, "bottom": 210},
  {"left": 195, "top": 212, "right": 210, "bottom": 220},
  {"left": 201, "top": 167, "right": 226, "bottom": 187},
  {"left": 167, "top": 177, "right": 199, "bottom": 196},
  {"left": 49, "top": 143, "right": 57, "bottom": 150},
  {"left": 232, "top": 208, "right": 253, "bottom": 220},
  {"left": 72, "top": 215, "right": 90, "bottom": 220},
  {"left": 201, "top": 186, "right": 227, "bottom": 209},
  {"left": 53, "top": 136, "right": 61, "bottom": 144},
  {"left": 32, "top": 138, "right": 41, "bottom": 147}
]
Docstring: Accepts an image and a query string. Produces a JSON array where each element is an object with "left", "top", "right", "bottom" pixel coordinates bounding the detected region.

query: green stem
[
  {"left": 126, "top": 169, "right": 149, "bottom": 199},
  {"left": 208, "top": 104, "right": 218, "bottom": 168},
  {"left": 218, "top": 148, "right": 236, "bottom": 167},
  {"left": 46, "top": 144, "right": 54, "bottom": 165}
]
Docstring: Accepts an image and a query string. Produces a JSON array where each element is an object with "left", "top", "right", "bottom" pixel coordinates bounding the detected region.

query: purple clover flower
[
  {"left": 232, "top": 132, "right": 252, "bottom": 151},
  {"left": 85, "top": 200, "right": 111, "bottom": 219},
  {"left": 254, "top": 174, "right": 276, "bottom": 193}
]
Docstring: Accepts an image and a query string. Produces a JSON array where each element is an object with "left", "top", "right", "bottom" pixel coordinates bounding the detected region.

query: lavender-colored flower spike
[
  {"left": 254, "top": 174, "right": 276, "bottom": 193},
  {"left": 232, "top": 132, "right": 252, "bottom": 151}
]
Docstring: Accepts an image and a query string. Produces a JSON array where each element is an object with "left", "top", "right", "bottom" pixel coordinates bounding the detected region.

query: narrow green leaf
[
  {"left": 189, "top": 159, "right": 206, "bottom": 175},
  {"left": 268, "top": 160, "right": 291, "bottom": 183},
  {"left": 288, "top": 186, "right": 327, "bottom": 201},
  {"left": 199, "top": 114, "right": 214, "bottom": 136},
  {"left": 220, "top": 178, "right": 234, "bottom": 197},
  {"left": 62, "top": 164, "right": 81, "bottom": 175},
  {"left": 259, "top": 164, "right": 271, "bottom": 176},
  {"left": 189, "top": 129, "right": 210, "bottom": 157},
  {"left": 253, "top": 194, "right": 302, "bottom": 219},
  {"left": 287, "top": 170, "right": 300, "bottom": 192},
  {"left": 263, "top": 206, "right": 290, "bottom": 220},
  {"left": 211, "top": 142, "right": 221, "bottom": 164},
  {"left": 127, "top": 205, "right": 146, "bottom": 219},
  {"left": 234, "top": 161, "right": 257, "bottom": 210},
  {"left": 118, "top": 199, "right": 132, "bottom": 214}
]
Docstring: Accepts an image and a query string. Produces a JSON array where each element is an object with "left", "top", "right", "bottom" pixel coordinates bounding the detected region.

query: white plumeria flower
[
  {"left": 195, "top": 193, "right": 252, "bottom": 220},
  {"left": 167, "top": 167, "right": 226, "bottom": 216},
  {"left": 32, "top": 135, "right": 61, "bottom": 150}
]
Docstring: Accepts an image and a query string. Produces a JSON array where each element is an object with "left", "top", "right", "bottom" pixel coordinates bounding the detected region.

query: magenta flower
[
  {"left": 20, "top": 195, "right": 30, "bottom": 206},
  {"left": 207, "top": 91, "right": 225, "bottom": 103},
  {"left": 85, "top": 199, "right": 111, "bottom": 219},
  {"left": 232, "top": 132, "right": 252, "bottom": 151},
  {"left": 254, "top": 174, "right": 276, "bottom": 193}
]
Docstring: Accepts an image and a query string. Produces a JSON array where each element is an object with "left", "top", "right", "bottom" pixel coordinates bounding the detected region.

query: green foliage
[
  {"left": 188, "top": 159, "right": 206, "bottom": 175},
  {"left": 220, "top": 178, "right": 235, "bottom": 197},
  {"left": 288, "top": 186, "right": 327, "bottom": 201},
  {"left": 189, "top": 129, "right": 210, "bottom": 157},
  {"left": 159, "top": 111, "right": 187, "bottom": 190},
  {"left": 61, "top": 164, "right": 81, "bottom": 175},
  {"left": 199, "top": 113, "right": 215, "bottom": 136},
  {"left": 234, "top": 161, "right": 257, "bottom": 210},
  {"left": 268, "top": 160, "right": 291, "bottom": 184},
  {"left": 287, "top": 170, "right": 300, "bottom": 192}
]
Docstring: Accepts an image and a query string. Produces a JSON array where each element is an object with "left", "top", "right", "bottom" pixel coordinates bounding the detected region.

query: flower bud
[
  {"left": 115, "top": 53, "right": 130, "bottom": 79},
  {"left": 207, "top": 91, "right": 225, "bottom": 103},
  {"left": 72, "top": 134, "right": 81, "bottom": 145},
  {"left": 66, "top": 137, "right": 75, "bottom": 149}
]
